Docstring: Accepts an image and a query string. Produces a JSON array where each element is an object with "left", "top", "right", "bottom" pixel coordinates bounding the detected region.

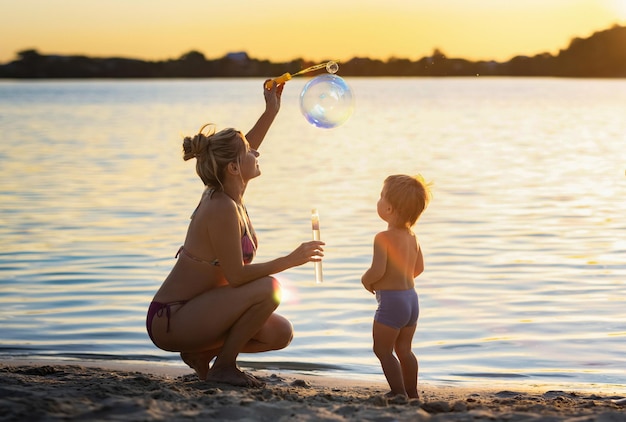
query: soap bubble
[
  {"left": 326, "top": 61, "right": 339, "bottom": 74},
  {"left": 299, "top": 74, "right": 354, "bottom": 129}
]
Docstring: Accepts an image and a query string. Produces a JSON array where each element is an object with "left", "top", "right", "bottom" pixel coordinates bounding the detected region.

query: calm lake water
[{"left": 0, "top": 77, "right": 625, "bottom": 390}]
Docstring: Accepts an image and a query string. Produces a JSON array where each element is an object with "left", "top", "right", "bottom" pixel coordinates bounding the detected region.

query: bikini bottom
[{"left": 146, "top": 300, "right": 187, "bottom": 345}]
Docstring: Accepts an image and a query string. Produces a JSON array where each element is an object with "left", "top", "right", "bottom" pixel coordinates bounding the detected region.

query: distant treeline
[{"left": 1, "top": 24, "right": 625, "bottom": 79}]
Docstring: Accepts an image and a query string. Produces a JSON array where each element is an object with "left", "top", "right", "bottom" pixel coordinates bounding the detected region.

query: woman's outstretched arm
[
  {"left": 209, "top": 197, "right": 323, "bottom": 287},
  {"left": 246, "top": 81, "right": 284, "bottom": 150}
]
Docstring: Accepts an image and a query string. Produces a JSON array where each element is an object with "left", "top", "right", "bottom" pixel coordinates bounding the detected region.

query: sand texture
[{"left": 1, "top": 361, "right": 625, "bottom": 421}]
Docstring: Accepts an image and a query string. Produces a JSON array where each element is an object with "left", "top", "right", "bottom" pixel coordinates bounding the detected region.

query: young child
[{"left": 361, "top": 174, "right": 431, "bottom": 399}]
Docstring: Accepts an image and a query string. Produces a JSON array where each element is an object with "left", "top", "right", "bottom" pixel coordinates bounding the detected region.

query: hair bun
[{"left": 182, "top": 123, "right": 217, "bottom": 161}]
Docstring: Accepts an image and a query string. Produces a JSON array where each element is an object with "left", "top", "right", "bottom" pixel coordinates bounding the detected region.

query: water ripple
[{"left": 1, "top": 78, "right": 625, "bottom": 387}]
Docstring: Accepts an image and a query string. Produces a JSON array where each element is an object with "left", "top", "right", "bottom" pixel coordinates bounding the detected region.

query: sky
[{"left": 1, "top": 0, "right": 625, "bottom": 64}]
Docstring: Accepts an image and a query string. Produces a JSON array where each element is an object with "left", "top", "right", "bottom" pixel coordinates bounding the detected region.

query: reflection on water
[{"left": 0, "top": 78, "right": 625, "bottom": 388}]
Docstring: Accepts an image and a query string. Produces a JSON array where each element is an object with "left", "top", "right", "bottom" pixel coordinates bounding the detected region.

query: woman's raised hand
[
  {"left": 263, "top": 79, "right": 284, "bottom": 115},
  {"left": 288, "top": 241, "right": 325, "bottom": 267}
]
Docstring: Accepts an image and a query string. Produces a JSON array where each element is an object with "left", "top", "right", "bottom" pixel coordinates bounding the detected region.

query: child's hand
[{"left": 361, "top": 279, "right": 375, "bottom": 294}]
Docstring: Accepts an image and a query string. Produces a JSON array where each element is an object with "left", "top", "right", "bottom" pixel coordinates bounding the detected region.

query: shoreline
[
  {"left": 3, "top": 355, "right": 623, "bottom": 394},
  {"left": 1, "top": 358, "right": 625, "bottom": 421}
]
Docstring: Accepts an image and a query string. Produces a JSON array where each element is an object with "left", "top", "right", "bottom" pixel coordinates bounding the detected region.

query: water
[{"left": 1, "top": 78, "right": 625, "bottom": 390}]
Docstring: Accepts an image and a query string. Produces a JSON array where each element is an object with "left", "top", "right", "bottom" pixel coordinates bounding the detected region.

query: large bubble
[{"left": 299, "top": 74, "right": 354, "bottom": 129}]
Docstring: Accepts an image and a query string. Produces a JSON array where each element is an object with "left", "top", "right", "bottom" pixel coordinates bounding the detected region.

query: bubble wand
[
  {"left": 265, "top": 61, "right": 339, "bottom": 89},
  {"left": 311, "top": 209, "right": 323, "bottom": 284}
]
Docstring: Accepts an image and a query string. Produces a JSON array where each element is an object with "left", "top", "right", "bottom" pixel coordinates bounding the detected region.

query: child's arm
[
  {"left": 413, "top": 243, "right": 424, "bottom": 277},
  {"left": 361, "top": 232, "right": 388, "bottom": 293}
]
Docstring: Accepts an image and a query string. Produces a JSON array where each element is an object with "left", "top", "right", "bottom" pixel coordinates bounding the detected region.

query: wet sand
[{"left": 1, "top": 359, "right": 624, "bottom": 421}]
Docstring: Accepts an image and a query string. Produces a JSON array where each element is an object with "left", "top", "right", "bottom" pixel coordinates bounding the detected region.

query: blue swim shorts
[{"left": 374, "top": 289, "right": 419, "bottom": 329}]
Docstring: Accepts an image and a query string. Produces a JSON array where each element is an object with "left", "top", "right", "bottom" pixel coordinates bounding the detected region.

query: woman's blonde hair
[
  {"left": 182, "top": 124, "right": 246, "bottom": 189},
  {"left": 384, "top": 174, "right": 432, "bottom": 227}
]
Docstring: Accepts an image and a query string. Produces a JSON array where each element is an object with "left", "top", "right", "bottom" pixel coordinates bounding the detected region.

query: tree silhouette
[{"left": 1, "top": 24, "right": 625, "bottom": 78}]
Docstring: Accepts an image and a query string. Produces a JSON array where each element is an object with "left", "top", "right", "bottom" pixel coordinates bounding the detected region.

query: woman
[{"left": 146, "top": 81, "right": 324, "bottom": 387}]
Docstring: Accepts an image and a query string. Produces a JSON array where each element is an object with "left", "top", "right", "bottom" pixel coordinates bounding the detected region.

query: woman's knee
[
  {"left": 254, "top": 276, "right": 283, "bottom": 306},
  {"left": 255, "top": 313, "right": 293, "bottom": 351},
  {"left": 275, "top": 315, "right": 294, "bottom": 349},
  {"left": 266, "top": 320, "right": 293, "bottom": 351}
]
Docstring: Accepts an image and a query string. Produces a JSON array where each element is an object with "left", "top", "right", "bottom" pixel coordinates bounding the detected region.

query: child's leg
[
  {"left": 395, "top": 324, "right": 418, "bottom": 398},
  {"left": 372, "top": 320, "right": 406, "bottom": 396}
]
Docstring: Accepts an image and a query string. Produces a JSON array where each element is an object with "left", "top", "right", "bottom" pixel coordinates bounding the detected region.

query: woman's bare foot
[
  {"left": 206, "top": 365, "right": 264, "bottom": 387},
  {"left": 243, "top": 371, "right": 265, "bottom": 387},
  {"left": 180, "top": 351, "right": 217, "bottom": 381}
]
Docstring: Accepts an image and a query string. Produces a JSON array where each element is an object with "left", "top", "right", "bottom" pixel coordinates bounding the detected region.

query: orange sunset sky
[{"left": 1, "top": 0, "right": 625, "bottom": 64}]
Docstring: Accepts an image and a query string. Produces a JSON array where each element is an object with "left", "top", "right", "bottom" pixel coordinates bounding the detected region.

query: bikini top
[
  {"left": 176, "top": 189, "right": 258, "bottom": 266},
  {"left": 235, "top": 203, "right": 257, "bottom": 264}
]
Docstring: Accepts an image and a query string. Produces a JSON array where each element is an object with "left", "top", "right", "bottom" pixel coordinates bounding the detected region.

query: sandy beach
[{"left": 1, "top": 359, "right": 624, "bottom": 421}]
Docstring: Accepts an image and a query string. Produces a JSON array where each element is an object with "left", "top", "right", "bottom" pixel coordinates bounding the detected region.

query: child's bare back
[{"left": 366, "top": 228, "right": 422, "bottom": 292}]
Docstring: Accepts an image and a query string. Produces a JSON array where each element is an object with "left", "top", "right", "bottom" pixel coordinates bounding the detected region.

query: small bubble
[{"left": 326, "top": 61, "right": 339, "bottom": 74}]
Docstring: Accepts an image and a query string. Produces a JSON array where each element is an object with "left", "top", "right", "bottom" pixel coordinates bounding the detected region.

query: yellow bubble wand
[{"left": 265, "top": 61, "right": 339, "bottom": 89}]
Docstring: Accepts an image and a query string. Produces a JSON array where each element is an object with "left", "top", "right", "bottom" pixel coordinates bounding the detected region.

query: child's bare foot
[
  {"left": 385, "top": 391, "right": 407, "bottom": 398},
  {"left": 385, "top": 391, "right": 409, "bottom": 404},
  {"left": 206, "top": 365, "right": 264, "bottom": 387},
  {"left": 180, "top": 351, "right": 216, "bottom": 381}
]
